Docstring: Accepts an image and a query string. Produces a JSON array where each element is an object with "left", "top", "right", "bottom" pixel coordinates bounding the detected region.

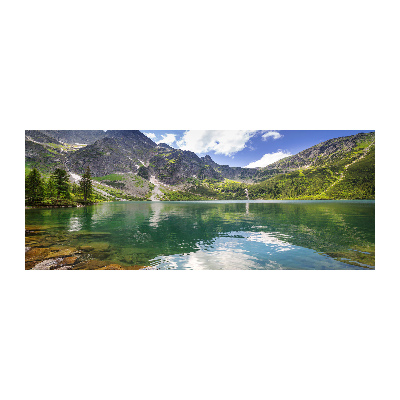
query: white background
[{"left": 1, "top": 1, "right": 399, "bottom": 399}]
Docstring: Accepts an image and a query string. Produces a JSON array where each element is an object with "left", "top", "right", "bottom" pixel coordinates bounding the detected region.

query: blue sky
[{"left": 141, "top": 130, "right": 374, "bottom": 168}]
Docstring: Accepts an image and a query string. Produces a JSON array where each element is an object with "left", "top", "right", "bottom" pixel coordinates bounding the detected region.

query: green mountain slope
[
  {"left": 262, "top": 132, "right": 375, "bottom": 173},
  {"left": 25, "top": 130, "right": 375, "bottom": 200},
  {"left": 324, "top": 145, "right": 375, "bottom": 199}
]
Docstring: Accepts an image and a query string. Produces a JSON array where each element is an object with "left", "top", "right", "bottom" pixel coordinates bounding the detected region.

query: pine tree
[
  {"left": 79, "top": 167, "right": 93, "bottom": 202},
  {"left": 25, "top": 168, "right": 44, "bottom": 204},
  {"left": 51, "top": 168, "right": 71, "bottom": 199},
  {"left": 45, "top": 175, "right": 57, "bottom": 199}
]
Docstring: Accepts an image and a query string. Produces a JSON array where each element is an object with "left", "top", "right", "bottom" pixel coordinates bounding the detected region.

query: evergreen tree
[
  {"left": 25, "top": 168, "right": 44, "bottom": 204},
  {"left": 71, "top": 182, "right": 80, "bottom": 195},
  {"left": 45, "top": 175, "right": 57, "bottom": 198},
  {"left": 51, "top": 168, "right": 71, "bottom": 199},
  {"left": 79, "top": 167, "right": 93, "bottom": 202}
]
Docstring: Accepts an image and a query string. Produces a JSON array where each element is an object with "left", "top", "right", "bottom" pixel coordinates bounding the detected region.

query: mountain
[
  {"left": 26, "top": 130, "right": 259, "bottom": 183},
  {"left": 66, "top": 131, "right": 157, "bottom": 177},
  {"left": 38, "top": 130, "right": 111, "bottom": 144},
  {"left": 25, "top": 130, "right": 375, "bottom": 200},
  {"left": 262, "top": 132, "right": 375, "bottom": 173}
]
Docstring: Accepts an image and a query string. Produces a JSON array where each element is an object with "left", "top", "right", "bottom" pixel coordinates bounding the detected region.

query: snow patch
[{"left": 70, "top": 173, "right": 82, "bottom": 182}]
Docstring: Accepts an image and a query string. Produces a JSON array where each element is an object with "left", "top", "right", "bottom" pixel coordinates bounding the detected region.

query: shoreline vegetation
[
  {"left": 25, "top": 167, "right": 101, "bottom": 208},
  {"left": 25, "top": 165, "right": 375, "bottom": 208}
]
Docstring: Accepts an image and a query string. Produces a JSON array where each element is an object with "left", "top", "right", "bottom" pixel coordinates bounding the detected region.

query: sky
[{"left": 140, "top": 130, "right": 374, "bottom": 168}]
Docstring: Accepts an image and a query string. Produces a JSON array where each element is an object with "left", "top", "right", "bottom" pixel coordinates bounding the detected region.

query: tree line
[{"left": 25, "top": 167, "right": 94, "bottom": 206}]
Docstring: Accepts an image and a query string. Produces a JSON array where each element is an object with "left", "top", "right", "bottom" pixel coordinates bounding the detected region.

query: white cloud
[
  {"left": 143, "top": 132, "right": 157, "bottom": 140},
  {"left": 245, "top": 150, "right": 292, "bottom": 168},
  {"left": 262, "top": 131, "right": 283, "bottom": 140},
  {"left": 156, "top": 133, "right": 176, "bottom": 146},
  {"left": 177, "top": 130, "right": 258, "bottom": 156}
]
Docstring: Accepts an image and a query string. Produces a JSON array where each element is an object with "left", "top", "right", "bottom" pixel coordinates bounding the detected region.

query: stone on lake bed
[
  {"left": 25, "top": 261, "right": 36, "bottom": 270},
  {"left": 100, "top": 264, "right": 124, "bottom": 270},
  {"left": 31, "top": 258, "right": 63, "bottom": 270},
  {"left": 63, "top": 256, "right": 79, "bottom": 265},
  {"left": 25, "top": 237, "right": 40, "bottom": 245},
  {"left": 54, "top": 265, "right": 74, "bottom": 270},
  {"left": 45, "top": 248, "right": 78, "bottom": 259},
  {"left": 25, "top": 247, "right": 51, "bottom": 261},
  {"left": 74, "top": 259, "right": 108, "bottom": 269},
  {"left": 91, "top": 251, "right": 112, "bottom": 260},
  {"left": 86, "top": 242, "right": 111, "bottom": 251},
  {"left": 78, "top": 245, "right": 95, "bottom": 252}
]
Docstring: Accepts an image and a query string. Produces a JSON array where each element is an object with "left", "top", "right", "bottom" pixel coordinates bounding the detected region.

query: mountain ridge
[{"left": 25, "top": 130, "right": 375, "bottom": 200}]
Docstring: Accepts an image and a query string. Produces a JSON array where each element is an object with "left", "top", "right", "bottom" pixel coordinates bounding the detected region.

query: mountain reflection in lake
[{"left": 25, "top": 200, "right": 375, "bottom": 270}]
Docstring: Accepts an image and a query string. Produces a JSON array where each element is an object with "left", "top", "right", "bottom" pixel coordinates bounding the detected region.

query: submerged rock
[
  {"left": 91, "top": 250, "right": 113, "bottom": 260},
  {"left": 45, "top": 247, "right": 78, "bottom": 259},
  {"left": 31, "top": 258, "right": 63, "bottom": 270},
  {"left": 88, "top": 242, "right": 111, "bottom": 251},
  {"left": 100, "top": 264, "right": 124, "bottom": 270},
  {"left": 25, "top": 247, "right": 51, "bottom": 261},
  {"left": 63, "top": 256, "right": 79, "bottom": 265},
  {"left": 78, "top": 245, "right": 94, "bottom": 252},
  {"left": 74, "top": 259, "right": 108, "bottom": 269},
  {"left": 25, "top": 261, "right": 36, "bottom": 270}
]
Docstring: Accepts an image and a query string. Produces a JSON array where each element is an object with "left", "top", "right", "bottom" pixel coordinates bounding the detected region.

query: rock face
[
  {"left": 37, "top": 130, "right": 111, "bottom": 145},
  {"left": 25, "top": 139, "right": 67, "bottom": 172},
  {"left": 25, "top": 130, "right": 375, "bottom": 191},
  {"left": 25, "top": 130, "right": 260, "bottom": 184},
  {"left": 25, "top": 131, "right": 63, "bottom": 145},
  {"left": 200, "top": 155, "right": 259, "bottom": 182}
]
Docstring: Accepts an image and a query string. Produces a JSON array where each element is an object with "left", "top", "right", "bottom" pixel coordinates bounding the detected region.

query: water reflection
[{"left": 25, "top": 201, "right": 375, "bottom": 270}]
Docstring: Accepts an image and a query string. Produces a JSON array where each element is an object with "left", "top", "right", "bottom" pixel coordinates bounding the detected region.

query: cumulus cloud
[
  {"left": 143, "top": 132, "right": 157, "bottom": 140},
  {"left": 156, "top": 133, "right": 176, "bottom": 146},
  {"left": 262, "top": 131, "right": 283, "bottom": 140},
  {"left": 245, "top": 151, "right": 291, "bottom": 168},
  {"left": 177, "top": 130, "right": 258, "bottom": 156}
]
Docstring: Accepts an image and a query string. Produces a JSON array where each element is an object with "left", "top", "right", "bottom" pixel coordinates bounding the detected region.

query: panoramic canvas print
[{"left": 25, "top": 130, "right": 375, "bottom": 270}]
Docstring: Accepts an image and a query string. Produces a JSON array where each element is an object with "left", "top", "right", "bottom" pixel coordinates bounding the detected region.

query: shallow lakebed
[{"left": 25, "top": 200, "right": 375, "bottom": 270}]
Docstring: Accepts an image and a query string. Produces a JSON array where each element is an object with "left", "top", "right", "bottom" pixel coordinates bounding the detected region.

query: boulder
[
  {"left": 31, "top": 258, "right": 63, "bottom": 270},
  {"left": 63, "top": 256, "right": 79, "bottom": 265},
  {"left": 25, "top": 247, "right": 51, "bottom": 261},
  {"left": 45, "top": 248, "right": 78, "bottom": 259}
]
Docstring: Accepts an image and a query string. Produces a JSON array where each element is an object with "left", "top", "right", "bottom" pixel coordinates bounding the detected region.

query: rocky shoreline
[{"left": 25, "top": 226, "right": 155, "bottom": 270}]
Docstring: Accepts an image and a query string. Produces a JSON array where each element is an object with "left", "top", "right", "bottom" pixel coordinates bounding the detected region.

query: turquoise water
[{"left": 25, "top": 200, "right": 375, "bottom": 270}]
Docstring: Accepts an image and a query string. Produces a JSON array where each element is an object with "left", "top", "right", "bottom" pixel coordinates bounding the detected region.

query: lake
[{"left": 25, "top": 200, "right": 375, "bottom": 270}]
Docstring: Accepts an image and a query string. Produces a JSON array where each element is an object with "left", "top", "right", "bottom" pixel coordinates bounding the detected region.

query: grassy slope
[
  {"left": 161, "top": 144, "right": 375, "bottom": 201},
  {"left": 325, "top": 145, "right": 375, "bottom": 199}
]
